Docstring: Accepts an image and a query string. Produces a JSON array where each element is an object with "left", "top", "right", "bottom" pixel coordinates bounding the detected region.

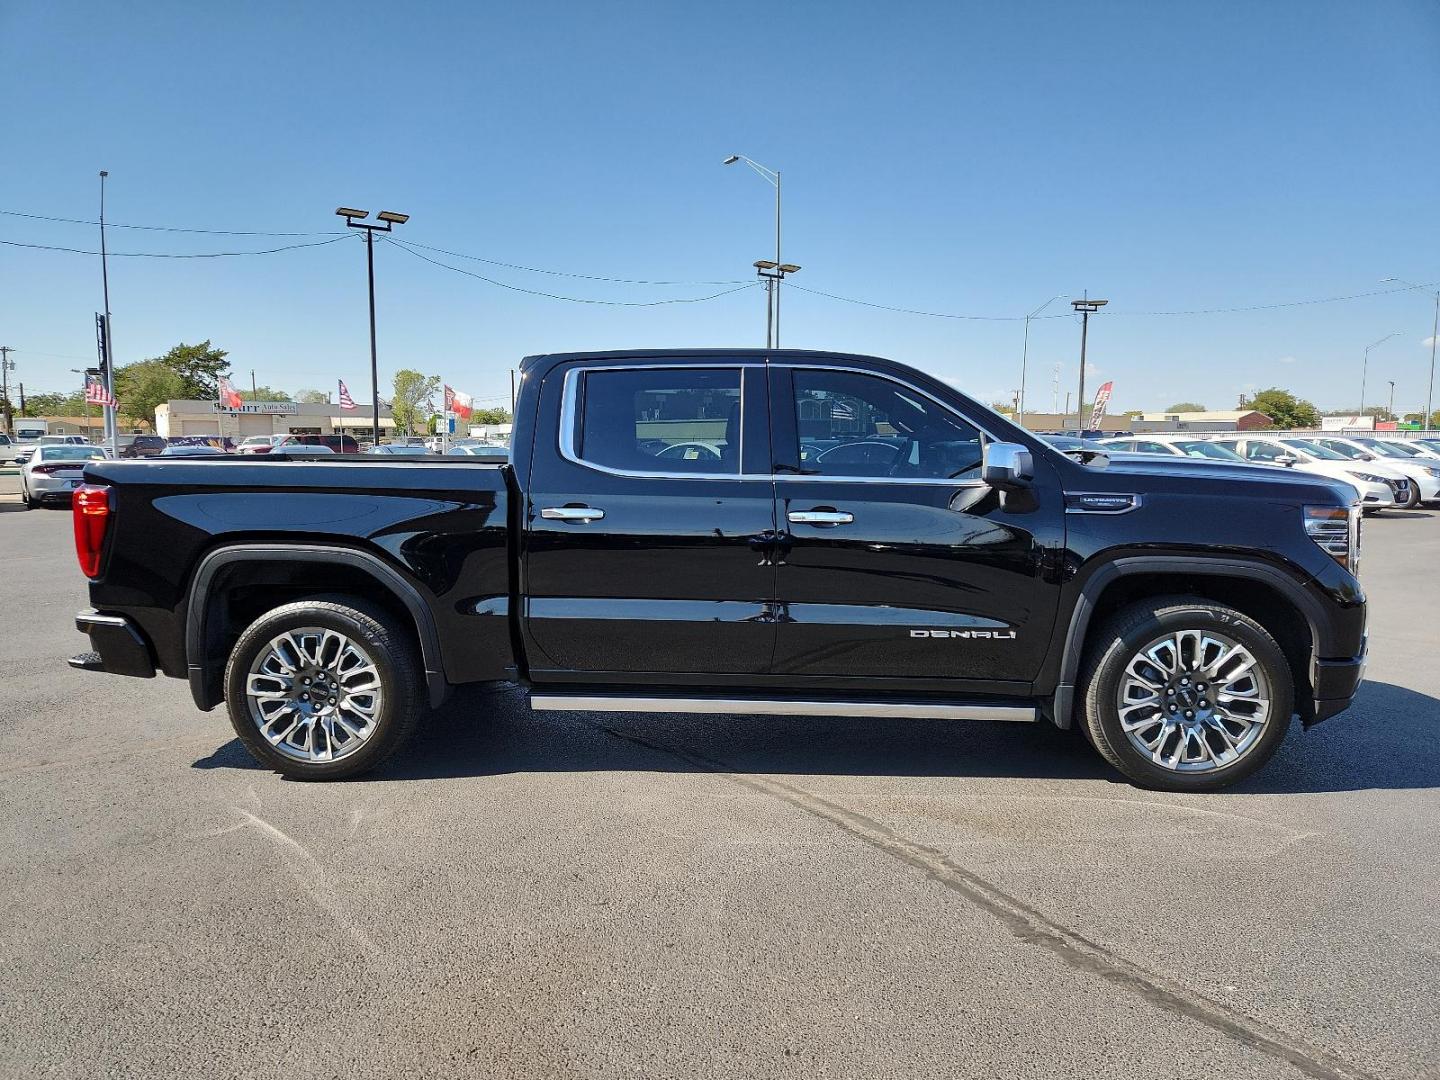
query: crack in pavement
[{"left": 594, "top": 721, "right": 1377, "bottom": 1080}]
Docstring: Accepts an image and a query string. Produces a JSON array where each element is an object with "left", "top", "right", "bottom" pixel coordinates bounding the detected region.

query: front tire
[
  {"left": 224, "top": 597, "right": 425, "bottom": 780},
  {"left": 1078, "top": 598, "right": 1294, "bottom": 792}
]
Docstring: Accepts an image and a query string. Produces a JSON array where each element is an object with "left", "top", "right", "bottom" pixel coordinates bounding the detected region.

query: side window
[
  {"left": 792, "top": 369, "right": 984, "bottom": 480},
  {"left": 577, "top": 368, "right": 742, "bottom": 474},
  {"left": 1135, "top": 441, "right": 1169, "bottom": 453},
  {"left": 1244, "top": 442, "right": 1283, "bottom": 462}
]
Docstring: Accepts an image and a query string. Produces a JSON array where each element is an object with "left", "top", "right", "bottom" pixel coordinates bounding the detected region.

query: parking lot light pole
[
  {"left": 1071, "top": 295, "right": 1108, "bottom": 430},
  {"left": 1359, "top": 333, "right": 1397, "bottom": 416},
  {"left": 337, "top": 207, "right": 410, "bottom": 444},
  {"left": 751, "top": 261, "right": 801, "bottom": 348},
  {"left": 1381, "top": 278, "right": 1440, "bottom": 430},
  {"left": 723, "top": 155, "right": 786, "bottom": 347},
  {"left": 1019, "top": 295, "right": 1065, "bottom": 426}
]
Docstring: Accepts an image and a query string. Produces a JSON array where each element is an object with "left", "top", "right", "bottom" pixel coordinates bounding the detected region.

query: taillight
[
  {"left": 73, "top": 485, "right": 112, "bottom": 578},
  {"left": 31, "top": 463, "right": 62, "bottom": 475}
]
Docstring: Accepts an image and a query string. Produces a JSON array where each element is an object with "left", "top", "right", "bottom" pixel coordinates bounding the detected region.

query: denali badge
[{"left": 910, "top": 629, "right": 1017, "bottom": 639}]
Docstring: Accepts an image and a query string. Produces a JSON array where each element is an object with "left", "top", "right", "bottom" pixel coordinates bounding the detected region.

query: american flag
[
  {"left": 338, "top": 380, "right": 356, "bottom": 411},
  {"left": 85, "top": 379, "right": 117, "bottom": 408}
]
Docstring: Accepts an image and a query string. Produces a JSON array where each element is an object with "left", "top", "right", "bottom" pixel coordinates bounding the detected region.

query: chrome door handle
[
  {"left": 541, "top": 506, "right": 605, "bottom": 522},
  {"left": 788, "top": 509, "right": 854, "bottom": 525}
]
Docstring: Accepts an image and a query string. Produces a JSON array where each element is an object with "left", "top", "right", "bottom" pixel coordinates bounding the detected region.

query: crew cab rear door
[
  {"left": 768, "top": 361, "right": 1063, "bottom": 689},
  {"left": 521, "top": 357, "right": 777, "bottom": 678}
]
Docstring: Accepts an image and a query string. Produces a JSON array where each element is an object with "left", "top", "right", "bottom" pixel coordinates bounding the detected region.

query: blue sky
[{"left": 2, "top": 0, "right": 1437, "bottom": 416}]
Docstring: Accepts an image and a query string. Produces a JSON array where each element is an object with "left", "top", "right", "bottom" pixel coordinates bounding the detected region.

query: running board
[{"left": 528, "top": 693, "right": 1036, "bottom": 723}]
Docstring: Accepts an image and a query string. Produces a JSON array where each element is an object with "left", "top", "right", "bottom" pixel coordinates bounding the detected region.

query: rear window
[
  {"left": 576, "top": 367, "right": 741, "bottom": 474},
  {"left": 39, "top": 446, "right": 106, "bottom": 462}
]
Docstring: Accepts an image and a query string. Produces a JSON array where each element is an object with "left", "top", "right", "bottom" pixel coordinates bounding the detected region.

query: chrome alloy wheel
[
  {"left": 1116, "top": 629, "right": 1271, "bottom": 773},
  {"left": 245, "top": 628, "right": 383, "bottom": 763}
]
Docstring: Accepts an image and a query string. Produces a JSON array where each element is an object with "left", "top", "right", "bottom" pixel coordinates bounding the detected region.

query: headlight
[
  {"left": 1305, "top": 505, "right": 1359, "bottom": 573},
  {"left": 1347, "top": 471, "right": 1387, "bottom": 484},
  {"left": 1427, "top": 467, "right": 1440, "bottom": 479}
]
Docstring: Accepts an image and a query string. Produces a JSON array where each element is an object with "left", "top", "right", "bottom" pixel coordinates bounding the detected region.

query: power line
[
  {"left": 383, "top": 236, "right": 762, "bottom": 307},
  {"left": 786, "top": 283, "right": 1027, "bottom": 321},
  {"left": 394, "top": 237, "right": 749, "bottom": 286},
  {"left": 1103, "top": 282, "right": 1440, "bottom": 316},
  {"left": 0, "top": 235, "right": 354, "bottom": 258},
  {"left": 0, "top": 208, "right": 343, "bottom": 237}
]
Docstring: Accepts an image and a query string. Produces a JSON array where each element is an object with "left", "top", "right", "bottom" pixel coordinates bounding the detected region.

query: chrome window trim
[
  {"left": 776, "top": 362, "right": 996, "bottom": 487},
  {"left": 558, "top": 363, "right": 759, "bottom": 482}
]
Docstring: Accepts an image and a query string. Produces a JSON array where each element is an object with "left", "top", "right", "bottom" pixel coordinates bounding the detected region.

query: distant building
[
  {"left": 1009, "top": 412, "right": 1141, "bottom": 433},
  {"left": 156, "top": 399, "right": 395, "bottom": 440},
  {"left": 26, "top": 415, "right": 143, "bottom": 438},
  {"left": 1131, "top": 410, "right": 1273, "bottom": 433}
]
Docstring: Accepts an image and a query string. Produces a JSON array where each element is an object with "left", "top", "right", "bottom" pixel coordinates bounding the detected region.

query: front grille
[{"left": 1391, "top": 479, "right": 1410, "bottom": 497}]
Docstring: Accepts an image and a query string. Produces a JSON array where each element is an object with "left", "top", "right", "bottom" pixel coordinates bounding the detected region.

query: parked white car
[
  {"left": 19, "top": 444, "right": 109, "bottom": 508},
  {"left": 1097, "top": 436, "right": 1248, "bottom": 462},
  {"left": 1310, "top": 437, "right": 1440, "bottom": 506},
  {"left": 0, "top": 432, "right": 18, "bottom": 465},
  {"left": 1210, "top": 436, "right": 1410, "bottom": 511}
]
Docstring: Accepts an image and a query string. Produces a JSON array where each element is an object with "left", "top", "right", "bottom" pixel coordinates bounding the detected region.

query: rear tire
[
  {"left": 1077, "top": 597, "right": 1294, "bottom": 792},
  {"left": 223, "top": 597, "right": 426, "bottom": 780}
]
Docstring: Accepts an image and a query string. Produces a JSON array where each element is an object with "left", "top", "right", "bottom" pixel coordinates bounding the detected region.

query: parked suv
[
  {"left": 256, "top": 433, "right": 360, "bottom": 454},
  {"left": 116, "top": 435, "right": 167, "bottom": 459}
]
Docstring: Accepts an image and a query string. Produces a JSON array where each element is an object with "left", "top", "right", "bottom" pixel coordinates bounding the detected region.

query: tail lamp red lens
[{"left": 73, "top": 484, "right": 112, "bottom": 578}]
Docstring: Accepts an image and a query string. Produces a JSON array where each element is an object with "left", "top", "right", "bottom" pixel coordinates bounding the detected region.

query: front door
[
  {"left": 522, "top": 358, "right": 777, "bottom": 679},
  {"left": 769, "top": 363, "right": 1063, "bottom": 689}
]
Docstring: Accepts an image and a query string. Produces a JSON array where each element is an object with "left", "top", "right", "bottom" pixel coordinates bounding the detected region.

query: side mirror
[
  {"left": 1276, "top": 454, "right": 1299, "bottom": 467},
  {"left": 982, "top": 441, "right": 1034, "bottom": 490}
]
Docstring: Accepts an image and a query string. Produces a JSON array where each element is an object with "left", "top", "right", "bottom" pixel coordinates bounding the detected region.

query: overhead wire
[
  {"left": 0, "top": 235, "right": 355, "bottom": 258},
  {"left": 382, "top": 236, "right": 761, "bottom": 307},
  {"left": 0, "top": 208, "right": 343, "bottom": 237}
]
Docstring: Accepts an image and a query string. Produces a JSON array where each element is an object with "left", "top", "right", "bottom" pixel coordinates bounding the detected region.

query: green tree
[
  {"left": 239, "top": 385, "right": 291, "bottom": 402},
  {"left": 391, "top": 370, "right": 440, "bottom": 436},
  {"left": 295, "top": 388, "right": 331, "bottom": 404},
  {"left": 114, "top": 360, "right": 187, "bottom": 427},
  {"left": 470, "top": 406, "right": 512, "bottom": 425},
  {"left": 1166, "top": 401, "right": 1207, "bottom": 412},
  {"left": 1240, "top": 387, "right": 1320, "bottom": 429},
  {"left": 148, "top": 341, "right": 230, "bottom": 399},
  {"left": 1120, "top": 409, "right": 1145, "bottom": 419}
]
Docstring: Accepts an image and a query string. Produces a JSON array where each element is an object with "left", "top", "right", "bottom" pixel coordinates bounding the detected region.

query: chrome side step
[{"left": 529, "top": 693, "right": 1036, "bottom": 723}]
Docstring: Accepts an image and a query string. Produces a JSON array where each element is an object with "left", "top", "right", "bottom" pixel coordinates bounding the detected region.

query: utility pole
[
  {"left": 0, "top": 346, "right": 14, "bottom": 437},
  {"left": 251, "top": 370, "right": 257, "bottom": 397},
  {"left": 1071, "top": 294, "right": 1109, "bottom": 430},
  {"left": 1380, "top": 278, "right": 1440, "bottom": 431},
  {"left": 509, "top": 369, "right": 517, "bottom": 417},
  {"left": 1052, "top": 364, "right": 1061, "bottom": 414},
  {"left": 1387, "top": 380, "right": 1396, "bottom": 422}
]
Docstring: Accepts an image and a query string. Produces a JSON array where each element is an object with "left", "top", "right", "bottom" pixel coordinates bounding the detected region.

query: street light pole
[
  {"left": 1382, "top": 278, "right": 1440, "bottom": 430},
  {"left": 1070, "top": 295, "right": 1109, "bottom": 430},
  {"left": 1359, "top": 332, "right": 1397, "bottom": 416},
  {"left": 1388, "top": 380, "right": 1396, "bottom": 421},
  {"left": 723, "top": 155, "right": 786, "bottom": 347},
  {"left": 1019, "top": 295, "right": 1065, "bottom": 427},
  {"left": 337, "top": 207, "right": 410, "bottom": 445},
  {"left": 98, "top": 170, "right": 117, "bottom": 455}
]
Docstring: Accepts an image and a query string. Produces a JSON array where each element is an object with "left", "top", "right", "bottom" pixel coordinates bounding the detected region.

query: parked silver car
[{"left": 19, "top": 444, "right": 108, "bottom": 508}]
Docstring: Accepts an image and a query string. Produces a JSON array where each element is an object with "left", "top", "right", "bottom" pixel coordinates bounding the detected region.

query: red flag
[
  {"left": 450, "top": 389, "right": 473, "bottom": 419},
  {"left": 217, "top": 376, "right": 243, "bottom": 409},
  {"left": 338, "top": 380, "right": 356, "bottom": 411},
  {"left": 85, "top": 379, "right": 117, "bottom": 408}
]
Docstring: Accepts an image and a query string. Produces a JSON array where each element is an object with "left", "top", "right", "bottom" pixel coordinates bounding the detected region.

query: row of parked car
[
  {"left": 8, "top": 433, "right": 512, "bottom": 508},
  {"left": 1045, "top": 432, "right": 1440, "bottom": 511}
]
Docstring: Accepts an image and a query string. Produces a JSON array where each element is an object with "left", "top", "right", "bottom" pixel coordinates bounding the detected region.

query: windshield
[
  {"left": 1373, "top": 440, "right": 1423, "bottom": 457},
  {"left": 1172, "top": 441, "right": 1243, "bottom": 460},
  {"left": 1353, "top": 439, "right": 1409, "bottom": 458},
  {"left": 1320, "top": 441, "right": 1368, "bottom": 460},
  {"left": 39, "top": 446, "right": 106, "bottom": 462},
  {"left": 1282, "top": 439, "right": 1347, "bottom": 461}
]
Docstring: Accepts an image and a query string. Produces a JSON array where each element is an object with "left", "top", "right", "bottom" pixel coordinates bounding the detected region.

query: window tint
[
  {"left": 39, "top": 446, "right": 106, "bottom": 461},
  {"left": 1134, "top": 441, "right": 1171, "bottom": 454},
  {"left": 578, "top": 368, "right": 741, "bottom": 474},
  {"left": 793, "top": 369, "right": 984, "bottom": 479},
  {"left": 1242, "top": 441, "right": 1285, "bottom": 462}
]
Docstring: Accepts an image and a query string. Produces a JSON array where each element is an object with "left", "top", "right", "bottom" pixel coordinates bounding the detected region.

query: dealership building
[{"left": 155, "top": 400, "right": 396, "bottom": 440}]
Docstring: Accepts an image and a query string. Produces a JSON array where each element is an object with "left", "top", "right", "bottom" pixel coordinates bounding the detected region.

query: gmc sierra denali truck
[{"left": 68, "top": 349, "right": 1367, "bottom": 791}]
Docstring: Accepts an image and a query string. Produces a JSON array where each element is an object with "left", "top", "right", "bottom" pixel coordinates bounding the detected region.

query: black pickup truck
[{"left": 69, "top": 349, "right": 1367, "bottom": 791}]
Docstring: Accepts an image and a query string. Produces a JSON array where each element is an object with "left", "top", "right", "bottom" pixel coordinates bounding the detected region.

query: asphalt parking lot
[{"left": 1, "top": 484, "right": 1437, "bottom": 1080}]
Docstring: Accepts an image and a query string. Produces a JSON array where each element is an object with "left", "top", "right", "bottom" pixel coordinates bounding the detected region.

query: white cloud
[
  {"left": 1425, "top": 336, "right": 1437, "bottom": 349},
  {"left": 1084, "top": 362, "right": 1099, "bottom": 376},
  {"left": 1277, "top": 355, "right": 1298, "bottom": 364}
]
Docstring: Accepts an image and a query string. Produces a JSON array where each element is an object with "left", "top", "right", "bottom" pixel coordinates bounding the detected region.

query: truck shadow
[{"left": 193, "top": 679, "right": 1440, "bottom": 794}]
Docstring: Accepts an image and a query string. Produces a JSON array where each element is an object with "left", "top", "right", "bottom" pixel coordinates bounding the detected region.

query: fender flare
[
  {"left": 1048, "top": 556, "right": 1328, "bottom": 729},
  {"left": 185, "top": 543, "right": 449, "bottom": 711}
]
